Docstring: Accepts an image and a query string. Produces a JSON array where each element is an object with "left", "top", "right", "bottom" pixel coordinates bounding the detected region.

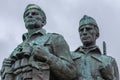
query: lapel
[
  {"left": 72, "top": 46, "right": 103, "bottom": 63},
  {"left": 91, "top": 54, "right": 103, "bottom": 63}
]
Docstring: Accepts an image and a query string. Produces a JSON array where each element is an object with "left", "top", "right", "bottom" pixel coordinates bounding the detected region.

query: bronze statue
[
  {"left": 0, "top": 4, "right": 76, "bottom": 80},
  {"left": 72, "top": 15, "right": 119, "bottom": 80}
]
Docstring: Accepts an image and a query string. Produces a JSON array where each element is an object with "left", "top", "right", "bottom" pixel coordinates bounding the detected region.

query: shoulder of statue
[
  {"left": 42, "top": 33, "right": 59, "bottom": 45},
  {"left": 71, "top": 47, "right": 84, "bottom": 60},
  {"left": 88, "top": 54, "right": 115, "bottom": 68},
  {"left": 91, "top": 54, "right": 115, "bottom": 68},
  {"left": 47, "top": 33, "right": 64, "bottom": 40},
  {"left": 101, "top": 55, "right": 116, "bottom": 63},
  {"left": 47, "top": 33, "right": 62, "bottom": 37},
  {"left": 71, "top": 51, "right": 83, "bottom": 60}
]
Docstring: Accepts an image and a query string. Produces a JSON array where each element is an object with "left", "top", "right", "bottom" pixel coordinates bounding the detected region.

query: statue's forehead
[
  {"left": 80, "top": 24, "right": 94, "bottom": 29},
  {"left": 27, "top": 5, "right": 39, "bottom": 10},
  {"left": 25, "top": 8, "right": 40, "bottom": 13}
]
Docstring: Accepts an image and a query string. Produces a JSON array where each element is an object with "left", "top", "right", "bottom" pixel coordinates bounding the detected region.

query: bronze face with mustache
[{"left": 24, "top": 9, "right": 45, "bottom": 29}]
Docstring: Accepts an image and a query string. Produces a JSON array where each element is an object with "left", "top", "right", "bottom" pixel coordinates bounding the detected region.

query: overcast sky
[{"left": 0, "top": 0, "right": 120, "bottom": 75}]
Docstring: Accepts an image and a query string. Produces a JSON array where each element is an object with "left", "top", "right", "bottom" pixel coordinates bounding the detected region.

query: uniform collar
[
  {"left": 22, "top": 28, "right": 46, "bottom": 41},
  {"left": 30, "top": 28, "right": 46, "bottom": 36},
  {"left": 74, "top": 45, "right": 103, "bottom": 62},
  {"left": 75, "top": 45, "right": 101, "bottom": 54}
]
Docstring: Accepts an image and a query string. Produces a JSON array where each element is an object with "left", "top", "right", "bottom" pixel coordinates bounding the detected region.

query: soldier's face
[
  {"left": 24, "top": 9, "right": 43, "bottom": 29},
  {"left": 79, "top": 24, "right": 97, "bottom": 46}
]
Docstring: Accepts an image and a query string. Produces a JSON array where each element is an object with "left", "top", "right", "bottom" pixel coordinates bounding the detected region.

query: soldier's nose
[
  {"left": 83, "top": 28, "right": 87, "bottom": 35},
  {"left": 28, "top": 13, "right": 33, "bottom": 18}
]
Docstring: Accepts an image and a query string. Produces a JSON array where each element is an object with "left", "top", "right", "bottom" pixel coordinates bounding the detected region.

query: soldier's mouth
[
  {"left": 82, "top": 37, "right": 89, "bottom": 40},
  {"left": 27, "top": 19, "right": 36, "bottom": 22}
]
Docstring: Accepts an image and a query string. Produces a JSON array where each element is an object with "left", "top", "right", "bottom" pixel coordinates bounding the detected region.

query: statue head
[
  {"left": 78, "top": 15, "right": 99, "bottom": 47},
  {"left": 23, "top": 4, "right": 46, "bottom": 29}
]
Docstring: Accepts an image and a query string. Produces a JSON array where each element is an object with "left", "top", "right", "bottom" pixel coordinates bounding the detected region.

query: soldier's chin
[
  {"left": 25, "top": 23, "right": 43, "bottom": 29},
  {"left": 25, "top": 23, "right": 36, "bottom": 29},
  {"left": 82, "top": 40, "right": 90, "bottom": 45},
  {"left": 26, "top": 25, "right": 34, "bottom": 29},
  {"left": 82, "top": 39, "right": 89, "bottom": 43}
]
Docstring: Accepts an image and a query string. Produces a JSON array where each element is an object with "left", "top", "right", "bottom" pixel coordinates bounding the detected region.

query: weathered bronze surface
[
  {"left": 72, "top": 15, "right": 119, "bottom": 80},
  {"left": 0, "top": 4, "right": 76, "bottom": 80}
]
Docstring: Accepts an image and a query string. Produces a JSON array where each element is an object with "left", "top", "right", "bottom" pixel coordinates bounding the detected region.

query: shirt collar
[
  {"left": 75, "top": 45, "right": 101, "bottom": 54},
  {"left": 22, "top": 29, "right": 46, "bottom": 41},
  {"left": 30, "top": 28, "right": 46, "bottom": 36}
]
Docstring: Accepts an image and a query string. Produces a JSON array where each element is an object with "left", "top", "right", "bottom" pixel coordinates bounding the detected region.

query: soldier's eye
[
  {"left": 79, "top": 28, "right": 83, "bottom": 32},
  {"left": 86, "top": 28, "right": 92, "bottom": 31},
  {"left": 32, "top": 12, "right": 39, "bottom": 15},
  {"left": 24, "top": 12, "right": 29, "bottom": 17}
]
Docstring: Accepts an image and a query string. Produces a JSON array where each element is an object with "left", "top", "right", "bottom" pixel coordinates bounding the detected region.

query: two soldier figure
[{"left": 1, "top": 4, "right": 119, "bottom": 80}]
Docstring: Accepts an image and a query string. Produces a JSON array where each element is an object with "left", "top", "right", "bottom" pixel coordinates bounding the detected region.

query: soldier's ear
[{"left": 96, "top": 33, "right": 99, "bottom": 39}]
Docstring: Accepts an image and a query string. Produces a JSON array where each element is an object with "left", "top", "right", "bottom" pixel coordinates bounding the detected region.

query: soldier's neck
[
  {"left": 27, "top": 27, "right": 42, "bottom": 36},
  {"left": 83, "top": 42, "right": 96, "bottom": 48}
]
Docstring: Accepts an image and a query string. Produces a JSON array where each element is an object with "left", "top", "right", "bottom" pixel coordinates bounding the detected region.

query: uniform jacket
[
  {"left": 72, "top": 46, "right": 119, "bottom": 80},
  {"left": 1, "top": 29, "right": 76, "bottom": 80}
]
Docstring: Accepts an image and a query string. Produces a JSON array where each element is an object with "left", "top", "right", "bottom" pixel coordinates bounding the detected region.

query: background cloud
[{"left": 0, "top": 0, "right": 120, "bottom": 77}]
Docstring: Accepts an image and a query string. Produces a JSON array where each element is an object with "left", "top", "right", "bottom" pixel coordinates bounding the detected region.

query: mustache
[
  {"left": 81, "top": 36, "right": 90, "bottom": 39},
  {"left": 25, "top": 18, "right": 37, "bottom": 22},
  {"left": 24, "top": 18, "right": 43, "bottom": 22}
]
